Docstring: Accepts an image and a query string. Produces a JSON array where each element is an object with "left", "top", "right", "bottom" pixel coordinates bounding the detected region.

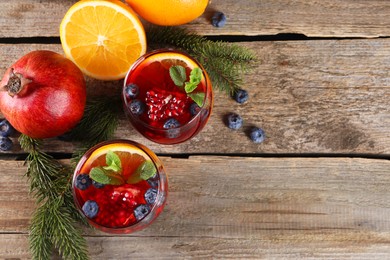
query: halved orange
[
  {"left": 125, "top": 0, "right": 209, "bottom": 26},
  {"left": 80, "top": 142, "right": 147, "bottom": 181},
  {"left": 60, "top": 0, "right": 147, "bottom": 80}
]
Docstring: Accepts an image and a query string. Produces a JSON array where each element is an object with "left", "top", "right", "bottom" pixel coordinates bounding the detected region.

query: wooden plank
[
  {"left": 2, "top": 0, "right": 390, "bottom": 38},
  {"left": 0, "top": 157, "right": 389, "bottom": 258},
  {"left": 2, "top": 234, "right": 390, "bottom": 260},
  {"left": 0, "top": 40, "right": 389, "bottom": 155}
]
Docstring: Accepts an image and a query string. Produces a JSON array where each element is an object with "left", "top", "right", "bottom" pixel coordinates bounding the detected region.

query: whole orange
[{"left": 125, "top": 0, "right": 209, "bottom": 26}]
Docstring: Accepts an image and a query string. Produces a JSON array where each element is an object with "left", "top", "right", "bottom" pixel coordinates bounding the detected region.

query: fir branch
[
  {"left": 29, "top": 201, "right": 53, "bottom": 260},
  {"left": 19, "top": 135, "right": 89, "bottom": 260},
  {"left": 146, "top": 25, "right": 257, "bottom": 95},
  {"left": 50, "top": 197, "right": 89, "bottom": 260},
  {"left": 67, "top": 95, "right": 121, "bottom": 165}
]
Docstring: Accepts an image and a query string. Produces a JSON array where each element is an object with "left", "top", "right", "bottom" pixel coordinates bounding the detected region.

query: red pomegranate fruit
[{"left": 0, "top": 50, "right": 86, "bottom": 139}]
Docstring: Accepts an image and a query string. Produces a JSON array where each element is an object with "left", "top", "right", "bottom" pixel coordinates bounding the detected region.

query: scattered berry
[
  {"left": 227, "top": 113, "right": 243, "bottom": 130},
  {"left": 144, "top": 188, "right": 158, "bottom": 205},
  {"left": 0, "top": 120, "right": 14, "bottom": 137},
  {"left": 0, "top": 137, "right": 13, "bottom": 151},
  {"left": 211, "top": 12, "right": 227, "bottom": 27},
  {"left": 129, "top": 99, "right": 145, "bottom": 115},
  {"left": 82, "top": 200, "right": 99, "bottom": 219},
  {"left": 134, "top": 204, "right": 150, "bottom": 221},
  {"left": 163, "top": 118, "right": 181, "bottom": 129},
  {"left": 92, "top": 180, "right": 105, "bottom": 189},
  {"left": 75, "top": 174, "right": 92, "bottom": 190},
  {"left": 233, "top": 89, "right": 249, "bottom": 104},
  {"left": 249, "top": 127, "right": 265, "bottom": 143},
  {"left": 125, "top": 83, "right": 139, "bottom": 98},
  {"left": 189, "top": 103, "right": 201, "bottom": 116}
]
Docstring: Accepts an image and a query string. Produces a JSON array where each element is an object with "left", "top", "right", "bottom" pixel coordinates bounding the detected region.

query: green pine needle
[
  {"left": 20, "top": 135, "right": 90, "bottom": 260},
  {"left": 146, "top": 25, "right": 257, "bottom": 95},
  {"left": 20, "top": 95, "right": 122, "bottom": 259}
]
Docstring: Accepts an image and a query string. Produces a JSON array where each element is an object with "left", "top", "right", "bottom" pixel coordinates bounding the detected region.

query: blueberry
[
  {"left": 0, "top": 137, "right": 13, "bottom": 151},
  {"left": 92, "top": 180, "right": 105, "bottom": 189},
  {"left": 189, "top": 103, "right": 201, "bottom": 116},
  {"left": 134, "top": 204, "right": 150, "bottom": 221},
  {"left": 82, "top": 200, "right": 99, "bottom": 219},
  {"left": 249, "top": 127, "right": 265, "bottom": 143},
  {"left": 144, "top": 188, "right": 158, "bottom": 205},
  {"left": 125, "top": 83, "right": 139, "bottom": 99},
  {"left": 163, "top": 118, "right": 181, "bottom": 138},
  {"left": 128, "top": 99, "right": 145, "bottom": 115},
  {"left": 0, "top": 120, "right": 14, "bottom": 137},
  {"left": 75, "top": 174, "right": 92, "bottom": 190},
  {"left": 233, "top": 89, "right": 249, "bottom": 104},
  {"left": 227, "top": 113, "right": 243, "bottom": 130},
  {"left": 163, "top": 118, "right": 180, "bottom": 129},
  {"left": 147, "top": 174, "right": 159, "bottom": 188},
  {"left": 211, "top": 12, "right": 227, "bottom": 27}
]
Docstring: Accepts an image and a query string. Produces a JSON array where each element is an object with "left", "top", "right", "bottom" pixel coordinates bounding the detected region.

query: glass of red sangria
[
  {"left": 72, "top": 139, "right": 167, "bottom": 234},
  {"left": 122, "top": 49, "right": 213, "bottom": 144}
]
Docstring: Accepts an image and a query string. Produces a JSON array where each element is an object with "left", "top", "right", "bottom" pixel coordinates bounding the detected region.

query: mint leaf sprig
[
  {"left": 169, "top": 65, "right": 205, "bottom": 107},
  {"left": 89, "top": 150, "right": 157, "bottom": 185}
]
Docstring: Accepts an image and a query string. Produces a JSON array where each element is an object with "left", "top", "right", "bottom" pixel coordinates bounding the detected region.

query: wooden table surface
[{"left": 1, "top": 0, "right": 390, "bottom": 259}]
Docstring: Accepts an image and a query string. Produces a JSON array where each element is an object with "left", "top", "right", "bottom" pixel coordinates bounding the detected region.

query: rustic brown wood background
[{"left": 0, "top": 0, "right": 389, "bottom": 259}]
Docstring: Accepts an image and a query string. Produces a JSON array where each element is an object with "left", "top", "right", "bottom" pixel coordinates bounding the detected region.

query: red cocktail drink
[
  {"left": 72, "top": 140, "right": 167, "bottom": 234},
  {"left": 123, "top": 49, "right": 213, "bottom": 144}
]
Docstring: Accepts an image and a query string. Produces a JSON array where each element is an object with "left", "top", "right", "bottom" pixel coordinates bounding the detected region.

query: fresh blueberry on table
[
  {"left": 249, "top": 127, "right": 265, "bottom": 144},
  {"left": 125, "top": 83, "right": 139, "bottom": 99},
  {"left": 0, "top": 119, "right": 15, "bottom": 137},
  {"left": 0, "top": 137, "right": 13, "bottom": 151},
  {"left": 75, "top": 174, "right": 92, "bottom": 190},
  {"left": 233, "top": 89, "right": 249, "bottom": 104},
  {"left": 82, "top": 200, "right": 99, "bottom": 219},
  {"left": 134, "top": 204, "right": 150, "bottom": 221},
  {"left": 128, "top": 99, "right": 145, "bottom": 115},
  {"left": 211, "top": 11, "right": 227, "bottom": 27},
  {"left": 144, "top": 188, "right": 158, "bottom": 205},
  {"left": 227, "top": 113, "right": 243, "bottom": 130}
]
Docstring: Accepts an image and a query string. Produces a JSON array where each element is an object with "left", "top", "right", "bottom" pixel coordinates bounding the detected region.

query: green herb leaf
[
  {"left": 185, "top": 68, "right": 202, "bottom": 93},
  {"left": 188, "top": 92, "right": 205, "bottom": 107},
  {"left": 169, "top": 65, "right": 187, "bottom": 87},
  {"left": 126, "top": 160, "right": 157, "bottom": 184},
  {"left": 184, "top": 82, "right": 197, "bottom": 93},
  {"left": 140, "top": 161, "right": 157, "bottom": 180},
  {"left": 103, "top": 150, "right": 122, "bottom": 172},
  {"left": 137, "top": 161, "right": 157, "bottom": 180},
  {"left": 90, "top": 167, "right": 124, "bottom": 185},
  {"left": 189, "top": 67, "right": 202, "bottom": 84}
]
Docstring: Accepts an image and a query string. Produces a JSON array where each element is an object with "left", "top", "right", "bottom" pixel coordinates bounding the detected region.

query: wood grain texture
[
  {"left": 0, "top": 40, "right": 389, "bottom": 155},
  {"left": 0, "top": 157, "right": 389, "bottom": 259},
  {"left": 2, "top": 0, "right": 390, "bottom": 38}
]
